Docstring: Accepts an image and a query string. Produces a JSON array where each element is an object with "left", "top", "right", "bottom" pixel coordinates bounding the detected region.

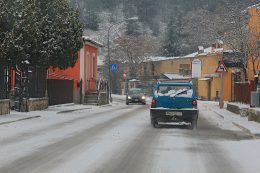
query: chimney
[
  {"left": 216, "top": 39, "right": 224, "bottom": 48},
  {"left": 198, "top": 46, "right": 204, "bottom": 54}
]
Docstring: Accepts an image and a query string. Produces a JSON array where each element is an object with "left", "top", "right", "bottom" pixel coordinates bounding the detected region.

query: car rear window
[{"left": 157, "top": 85, "right": 193, "bottom": 97}]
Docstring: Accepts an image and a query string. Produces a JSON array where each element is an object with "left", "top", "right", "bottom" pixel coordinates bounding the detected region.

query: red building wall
[{"left": 48, "top": 39, "right": 101, "bottom": 96}]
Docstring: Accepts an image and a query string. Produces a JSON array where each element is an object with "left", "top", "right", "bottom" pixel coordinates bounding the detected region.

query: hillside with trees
[{"left": 72, "top": 0, "right": 259, "bottom": 56}]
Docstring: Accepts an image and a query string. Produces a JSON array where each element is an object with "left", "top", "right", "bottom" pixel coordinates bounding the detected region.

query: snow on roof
[
  {"left": 82, "top": 36, "right": 103, "bottom": 47},
  {"left": 247, "top": 3, "right": 260, "bottom": 10},
  {"left": 163, "top": 73, "right": 191, "bottom": 80},
  {"left": 184, "top": 46, "right": 224, "bottom": 58},
  {"left": 145, "top": 46, "right": 224, "bottom": 63},
  {"left": 145, "top": 56, "right": 180, "bottom": 62}
]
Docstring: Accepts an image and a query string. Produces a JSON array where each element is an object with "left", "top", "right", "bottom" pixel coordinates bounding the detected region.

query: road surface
[{"left": 0, "top": 99, "right": 259, "bottom": 173}]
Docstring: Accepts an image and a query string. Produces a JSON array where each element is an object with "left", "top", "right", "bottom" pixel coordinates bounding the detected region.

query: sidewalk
[
  {"left": 0, "top": 103, "right": 98, "bottom": 125},
  {"left": 213, "top": 108, "right": 260, "bottom": 137}
]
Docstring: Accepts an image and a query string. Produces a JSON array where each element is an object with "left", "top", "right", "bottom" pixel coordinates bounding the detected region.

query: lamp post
[{"left": 107, "top": 17, "right": 138, "bottom": 103}]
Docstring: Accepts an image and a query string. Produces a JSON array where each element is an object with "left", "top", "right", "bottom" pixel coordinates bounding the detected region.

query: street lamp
[{"left": 107, "top": 17, "right": 138, "bottom": 103}]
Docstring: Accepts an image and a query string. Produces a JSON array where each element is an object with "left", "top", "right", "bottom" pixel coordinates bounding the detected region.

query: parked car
[
  {"left": 150, "top": 80, "right": 198, "bottom": 129},
  {"left": 126, "top": 88, "right": 146, "bottom": 105}
]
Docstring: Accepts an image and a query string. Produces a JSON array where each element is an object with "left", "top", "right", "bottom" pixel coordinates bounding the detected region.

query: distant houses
[{"left": 118, "top": 4, "right": 259, "bottom": 104}]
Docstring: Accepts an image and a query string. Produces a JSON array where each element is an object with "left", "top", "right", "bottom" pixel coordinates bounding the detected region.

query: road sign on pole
[
  {"left": 109, "top": 64, "right": 117, "bottom": 71},
  {"left": 215, "top": 61, "right": 228, "bottom": 73},
  {"left": 215, "top": 61, "right": 227, "bottom": 109}
]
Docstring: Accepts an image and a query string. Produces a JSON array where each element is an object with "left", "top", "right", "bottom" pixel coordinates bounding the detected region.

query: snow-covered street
[{"left": 0, "top": 99, "right": 260, "bottom": 173}]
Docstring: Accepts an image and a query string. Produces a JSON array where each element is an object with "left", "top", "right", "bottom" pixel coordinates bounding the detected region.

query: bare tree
[
  {"left": 111, "top": 35, "right": 159, "bottom": 78},
  {"left": 201, "top": 2, "right": 259, "bottom": 81}
]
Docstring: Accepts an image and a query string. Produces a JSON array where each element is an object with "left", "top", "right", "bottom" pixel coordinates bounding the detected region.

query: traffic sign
[
  {"left": 215, "top": 61, "right": 228, "bottom": 73},
  {"left": 109, "top": 64, "right": 117, "bottom": 71}
]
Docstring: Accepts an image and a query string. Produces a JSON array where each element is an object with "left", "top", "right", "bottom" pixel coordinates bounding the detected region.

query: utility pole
[{"left": 107, "top": 17, "right": 138, "bottom": 103}]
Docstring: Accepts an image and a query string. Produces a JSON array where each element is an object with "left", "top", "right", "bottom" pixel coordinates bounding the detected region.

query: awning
[{"left": 199, "top": 78, "right": 211, "bottom": 81}]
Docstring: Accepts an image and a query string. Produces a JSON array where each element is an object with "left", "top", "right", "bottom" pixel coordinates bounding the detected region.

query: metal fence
[
  {"left": 28, "top": 67, "right": 47, "bottom": 98},
  {"left": 0, "top": 66, "right": 9, "bottom": 99},
  {"left": 234, "top": 81, "right": 256, "bottom": 104}
]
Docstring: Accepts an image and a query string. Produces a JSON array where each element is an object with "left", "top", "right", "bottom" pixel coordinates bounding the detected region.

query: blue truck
[{"left": 150, "top": 80, "right": 199, "bottom": 129}]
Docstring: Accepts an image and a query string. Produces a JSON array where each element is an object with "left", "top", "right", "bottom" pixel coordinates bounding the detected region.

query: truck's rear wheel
[
  {"left": 151, "top": 118, "right": 159, "bottom": 128},
  {"left": 189, "top": 119, "right": 197, "bottom": 130}
]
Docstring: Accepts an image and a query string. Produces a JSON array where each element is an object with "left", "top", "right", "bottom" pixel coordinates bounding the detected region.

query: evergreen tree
[
  {"left": 162, "top": 14, "right": 183, "bottom": 57},
  {"left": 0, "top": 0, "right": 83, "bottom": 69}
]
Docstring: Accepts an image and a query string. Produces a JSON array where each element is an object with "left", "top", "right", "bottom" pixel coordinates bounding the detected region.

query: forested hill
[{"left": 71, "top": 0, "right": 259, "bottom": 56}]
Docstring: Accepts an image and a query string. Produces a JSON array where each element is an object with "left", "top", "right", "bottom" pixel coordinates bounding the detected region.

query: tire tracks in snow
[
  {"left": 0, "top": 106, "right": 127, "bottom": 146},
  {"left": 0, "top": 105, "right": 148, "bottom": 173}
]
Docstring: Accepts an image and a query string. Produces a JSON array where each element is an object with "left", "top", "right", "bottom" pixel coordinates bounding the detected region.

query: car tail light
[
  {"left": 192, "top": 100, "right": 197, "bottom": 107},
  {"left": 151, "top": 99, "right": 156, "bottom": 108}
]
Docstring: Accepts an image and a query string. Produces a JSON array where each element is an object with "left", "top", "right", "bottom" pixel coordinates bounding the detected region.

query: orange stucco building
[{"left": 48, "top": 37, "right": 103, "bottom": 103}]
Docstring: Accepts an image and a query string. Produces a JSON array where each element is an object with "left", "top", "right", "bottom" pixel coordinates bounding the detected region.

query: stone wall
[
  {"left": 248, "top": 109, "right": 260, "bottom": 123},
  {"left": 227, "top": 102, "right": 260, "bottom": 123},
  {"left": 98, "top": 92, "right": 109, "bottom": 106},
  {"left": 227, "top": 103, "right": 240, "bottom": 114},
  {"left": 0, "top": 99, "right": 10, "bottom": 115},
  {"left": 27, "top": 97, "right": 48, "bottom": 112}
]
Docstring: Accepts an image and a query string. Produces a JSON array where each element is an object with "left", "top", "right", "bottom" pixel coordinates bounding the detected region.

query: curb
[
  {"left": 213, "top": 110, "right": 260, "bottom": 139},
  {"left": 0, "top": 115, "right": 41, "bottom": 125},
  {"left": 232, "top": 122, "right": 260, "bottom": 139},
  {"left": 99, "top": 104, "right": 113, "bottom": 108},
  {"left": 57, "top": 108, "right": 92, "bottom": 114}
]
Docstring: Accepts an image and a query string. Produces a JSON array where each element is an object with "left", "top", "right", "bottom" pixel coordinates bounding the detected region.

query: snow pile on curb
[
  {"left": 214, "top": 109, "right": 260, "bottom": 137},
  {"left": 0, "top": 103, "right": 96, "bottom": 125}
]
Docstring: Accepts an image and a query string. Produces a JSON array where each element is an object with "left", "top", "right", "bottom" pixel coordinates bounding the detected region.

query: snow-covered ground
[
  {"left": 199, "top": 101, "right": 260, "bottom": 137},
  {"left": 0, "top": 98, "right": 260, "bottom": 173}
]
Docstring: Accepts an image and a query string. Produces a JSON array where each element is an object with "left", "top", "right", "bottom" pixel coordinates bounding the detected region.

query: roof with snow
[
  {"left": 145, "top": 46, "right": 224, "bottom": 63},
  {"left": 162, "top": 73, "right": 191, "bottom": 80},
  {"left": 145, "top": 56, "right": 180, "bottom": 62},
  {"left": 184, "top": 47, "right": 224, "bottom": 58},
  {"left": 82, "top": 36, "right": 103, "bottom": 47},
  {"left": 247, "top": 3, "right": 260, "bottom": 10}
]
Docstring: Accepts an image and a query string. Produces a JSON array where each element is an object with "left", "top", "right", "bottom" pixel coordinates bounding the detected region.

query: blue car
[{"left": 150, "top": 80, "right": 199, "bottom": 129}]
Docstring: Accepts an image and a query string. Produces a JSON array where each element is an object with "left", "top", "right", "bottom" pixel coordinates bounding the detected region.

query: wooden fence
[{"left": 234, "top": 81, "right": 256, "bottom": 104}]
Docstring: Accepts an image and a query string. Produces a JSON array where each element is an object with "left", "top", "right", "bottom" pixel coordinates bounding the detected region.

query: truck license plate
[{"left": 166, "top": 111, "right": 182, "bottom": 116}]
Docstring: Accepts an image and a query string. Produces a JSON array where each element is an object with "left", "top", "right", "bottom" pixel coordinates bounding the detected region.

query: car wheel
[
  {"left": 126, "top": 102, "right": 129, "bottom": 105},
  {"left": 151, "top": 118, "right": 159, "bottom": 128},
  {"left": 142, "top": 102, "right": 146, "bottom": 105},
  {"left": 189, "top": 119, "right": 197, "bottom": 130}
]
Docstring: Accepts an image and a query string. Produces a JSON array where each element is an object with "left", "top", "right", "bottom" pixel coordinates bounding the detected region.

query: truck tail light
[
  {"left": 192, "top": 100, "right": 197, "bottom": 107},
  {"left": 151, "top": 99, "right": 156, "bottom": 108}
]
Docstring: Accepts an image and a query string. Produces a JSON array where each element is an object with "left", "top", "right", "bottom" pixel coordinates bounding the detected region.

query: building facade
[
  {"left": 48, "top": 37, "right": 103, "bottom": 103},
  {"left": 136, "top": 43, "right": 239, "bottom": 101}
]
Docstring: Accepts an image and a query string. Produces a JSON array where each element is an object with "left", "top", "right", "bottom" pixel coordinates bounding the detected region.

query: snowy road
[{"left": 0, "top": 100, "right": 260, "bottom": 173}]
